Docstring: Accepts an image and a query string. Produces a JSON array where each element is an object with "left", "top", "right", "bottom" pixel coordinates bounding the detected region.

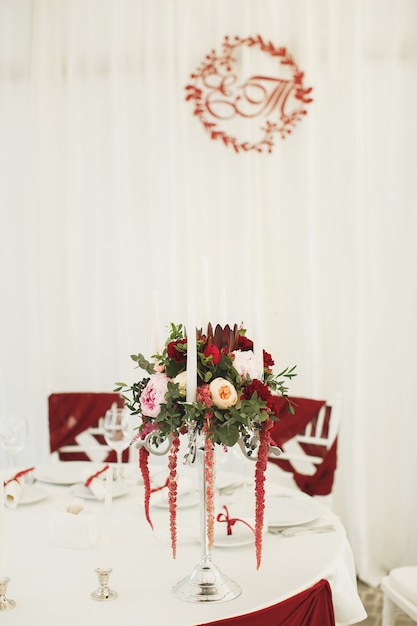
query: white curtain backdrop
[{"left": 1, "top": 0, "right": 416, "bottom": 586}]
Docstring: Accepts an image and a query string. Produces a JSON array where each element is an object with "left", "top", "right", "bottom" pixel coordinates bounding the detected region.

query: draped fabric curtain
[{"left": 1, "top": 0, "right": 416, "bottom": 586}]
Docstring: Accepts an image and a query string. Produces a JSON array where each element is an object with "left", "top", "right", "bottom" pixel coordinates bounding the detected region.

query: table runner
[{"left": 198, "top": 579, "right": 335, "bottom": 625}]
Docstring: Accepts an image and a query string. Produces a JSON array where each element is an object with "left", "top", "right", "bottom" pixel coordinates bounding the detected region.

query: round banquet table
[{"left": 1, "top": 460, "right": 366, "bottom": 626}]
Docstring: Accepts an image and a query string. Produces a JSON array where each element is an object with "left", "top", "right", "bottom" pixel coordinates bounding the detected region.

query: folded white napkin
[
  {"left": 50, "top": 503, "right": 98, "bottom": 550},
  {"left": 4, "top": 467, "right": 35, "bottom": 509},
  {"left": 4, "top": 479, "right": 23, "bottom": 509},
  {"left": 80, "top": 465, "right": 110, "bottom": 500}
]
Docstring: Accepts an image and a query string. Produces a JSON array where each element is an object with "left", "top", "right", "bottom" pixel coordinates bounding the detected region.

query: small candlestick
[{"left": 91, "top": 568, "right": 117, "bottom": 601}]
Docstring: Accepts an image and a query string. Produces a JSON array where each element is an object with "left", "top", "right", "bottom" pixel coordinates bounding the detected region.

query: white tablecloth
[{"left": 1, "top": 461, "right": 366, "bottom": 626}]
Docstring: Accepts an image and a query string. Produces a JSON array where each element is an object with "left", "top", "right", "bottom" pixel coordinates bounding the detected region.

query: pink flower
[
  {"left": 140, "top": 373, "right": 169, "bottom": 418},
  {"left": 196, "top": 384, "right": 213, "bottom": 407}
]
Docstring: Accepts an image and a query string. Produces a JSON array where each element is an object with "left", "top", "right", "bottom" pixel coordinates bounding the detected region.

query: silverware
[{"left": 267, "top": 523, "right": 336, "bottom": 537}]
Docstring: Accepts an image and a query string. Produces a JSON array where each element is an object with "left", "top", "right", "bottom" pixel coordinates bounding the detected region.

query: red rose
[
  {"left": 263, "top": 350, "right": 274, "bottom": 369},
  {"left": 241, "top": 379, "right": 271, "bottom": 402},
  {"left": 203, "top": 345, "right": 221, "bottom": 365},
  {"left": 237, "top": 335, "right": 253, "bottom": 351},
  {"left": 166, "top": 338, "right": 187, "bottom": 363},
  {"left": 267, "top": 394, "right": 287, "bottom": 418}
]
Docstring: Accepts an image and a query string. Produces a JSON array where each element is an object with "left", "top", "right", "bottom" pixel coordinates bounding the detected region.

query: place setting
[{"left": 2, "top": 466, "right": 48, "bottom": 509}]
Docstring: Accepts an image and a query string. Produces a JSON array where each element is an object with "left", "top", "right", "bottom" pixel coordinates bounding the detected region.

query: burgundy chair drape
[
  {"left": 268, "top": 397, "right": 338, "bottom": 496},
  {"left": 197, "top": 579, "right": 335, "bottom": 626},
  {"left": 48, "top": 392, "right": 127, "bottom": 462}
]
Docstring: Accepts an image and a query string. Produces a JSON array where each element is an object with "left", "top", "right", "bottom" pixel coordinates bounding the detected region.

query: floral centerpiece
[{"left": 116, "top": 322, "right": 296, "bottom": 570}]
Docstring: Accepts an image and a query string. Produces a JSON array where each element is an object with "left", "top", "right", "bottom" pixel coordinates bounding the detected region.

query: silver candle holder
[
  {"left": 0, "top": 577, "right": 15, "bottom": 611},
  {"left": 91, "top": 568, "right": 117, "bottom": 601}
]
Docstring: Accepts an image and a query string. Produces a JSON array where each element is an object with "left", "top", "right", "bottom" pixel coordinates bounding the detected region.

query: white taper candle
[
  {"left": 152, "top": 290, "right": 160, "bottom": 355},
  {"left": 186, "top": 296, "right": 197, "bottom": 403},
  {"left": 202, "top": 255, "right": 211, "bottom": 328},
  {"left": 101, "top": 466, "right": 113, "bottom": 570},
  {"left": 253, "top": 294, "right": 264, "bottom": 381}
]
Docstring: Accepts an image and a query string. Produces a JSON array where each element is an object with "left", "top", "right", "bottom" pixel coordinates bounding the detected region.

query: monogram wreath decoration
[{"left": 185, "top": 34, "right": 313, "bottom": 154}]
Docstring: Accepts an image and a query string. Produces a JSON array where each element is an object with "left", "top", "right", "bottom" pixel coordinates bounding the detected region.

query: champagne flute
[
  {"left": 103, "top": 407, "right": 133, "bottom": 481},
  {"left": 0, "top": 414, "right": 27, "bottom": 468}
]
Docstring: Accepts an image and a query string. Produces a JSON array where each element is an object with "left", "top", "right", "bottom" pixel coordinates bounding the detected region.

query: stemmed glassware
[
  {"left": 103, "top": 407, "right": 133, "bottom": 481},
  {"left": 0, "top": 414, "right": 27, "bottom": 468}
]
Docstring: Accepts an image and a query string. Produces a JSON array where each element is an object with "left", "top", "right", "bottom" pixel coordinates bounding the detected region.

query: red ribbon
[
  {"left": 150, "top": 477, "right": 169, "bottom": 493},
  {"left": 216, "top": 505, "right": 255, "bottom": 536},
  {"left": 84, "top": 464, "right": 110, "bottom": 487},
  {"left": 3, "top": 466, "right": 35, "bottom": 487}
]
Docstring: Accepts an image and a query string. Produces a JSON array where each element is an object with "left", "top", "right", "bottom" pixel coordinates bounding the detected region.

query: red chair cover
[
  {"left": 198, "top": 579, "right": 335, "bottom": 626},
  {"left": 48, "top": 392, "right": 127, "bottom": 462},
  {"left": 269, "top": 397, "right": 338, "bottom": 497}
]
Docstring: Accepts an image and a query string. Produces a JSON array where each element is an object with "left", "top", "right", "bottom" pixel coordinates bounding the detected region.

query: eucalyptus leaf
[{"left": 218, "top": 423, "right": 240, "bottom": 447}]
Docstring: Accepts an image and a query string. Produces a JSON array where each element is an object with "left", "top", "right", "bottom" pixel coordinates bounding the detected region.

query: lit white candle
[
  {"left": 152, "top": 290, "right": 160, "bottom": 355},
  {"left": 253, "top": 294, "right": 264, "bottom": 381},
  {"left": 0, "top": 477, "right": 5, "bottom": 580},
  {"left": 101, "top": 466, "right": 113, "bottom": 570},
  {"left": 186, "top": 296, "right": 197, "bottom": 403}
]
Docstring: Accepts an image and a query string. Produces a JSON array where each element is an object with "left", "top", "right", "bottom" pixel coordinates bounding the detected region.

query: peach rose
[{"left": 209, "top": 377, "right": 238, "bottom": 409}]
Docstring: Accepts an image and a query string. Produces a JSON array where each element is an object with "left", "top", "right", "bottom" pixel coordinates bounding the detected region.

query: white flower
[
  {"left": 209, "top": 377, "right": 238, "bottom": 409},
  {"left": 232, "top": 349, "right": 262, "bottom": 380},
  {"left": 173, "top": 371, "right": 187, "bottom": 397}
]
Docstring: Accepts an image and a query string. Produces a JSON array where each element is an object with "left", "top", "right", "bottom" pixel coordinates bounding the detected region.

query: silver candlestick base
[
  {"left": 91, "top": 568, "right": 117, "bottom": 601},
  {"left": 0, "top": 577, "right": 16, "bottom": 611},
  {"left": 173, "top": 555, "right": 241, "bottom": 603}
]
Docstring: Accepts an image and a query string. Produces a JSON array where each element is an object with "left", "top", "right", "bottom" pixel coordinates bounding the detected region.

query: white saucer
[
  {"left": 70, "top": 482, "right": 128, "bottom": 500},
  {"left": 34, "top": 462, "right": 102, "bottom": 486},
  {"left": 19, "top": 485, "right": 48, "bottom": 505},
  {"left": 213, "top": 518, "right": 257, "bottom": 548},
  {"left": 151, "top": 490, "right": 200, "bottom": 509}
]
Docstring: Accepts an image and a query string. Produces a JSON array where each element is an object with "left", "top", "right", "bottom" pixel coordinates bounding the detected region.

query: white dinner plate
[
  {"left": 215, "top": 472, "right": 246, "bottom": 493},
  {"left": 151, "top": 490, "right": 200, "bottom": 509},
  {"left": 34, "top": 462, "right": 103, "bottom": 486},
  {"left": 70, "top": 481, "right": 128, "bottom": 500},
  {"left": 19, "top": 485, "right": 48, "bottom": 505},
  {"left": 265, "top": 494, "right": 321, "bottom": 527}
]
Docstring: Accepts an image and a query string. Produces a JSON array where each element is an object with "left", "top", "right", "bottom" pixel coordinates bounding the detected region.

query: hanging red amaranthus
[
  {"left": 168, "top": 433, "right": 180, "bottom": 559},
  {"left": 254, "top": 419, "right": 273, "bottom": 569},
  {"left": 139, "top": 446, "right": 153, "bottom": 530}
]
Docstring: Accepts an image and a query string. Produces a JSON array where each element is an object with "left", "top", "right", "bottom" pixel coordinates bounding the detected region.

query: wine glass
[
  {"left": 103, "top": 407, "right": 133, "bottom": 481},
  {"left": 0, "top": 413, "right": 27, "bottom": 468}
]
